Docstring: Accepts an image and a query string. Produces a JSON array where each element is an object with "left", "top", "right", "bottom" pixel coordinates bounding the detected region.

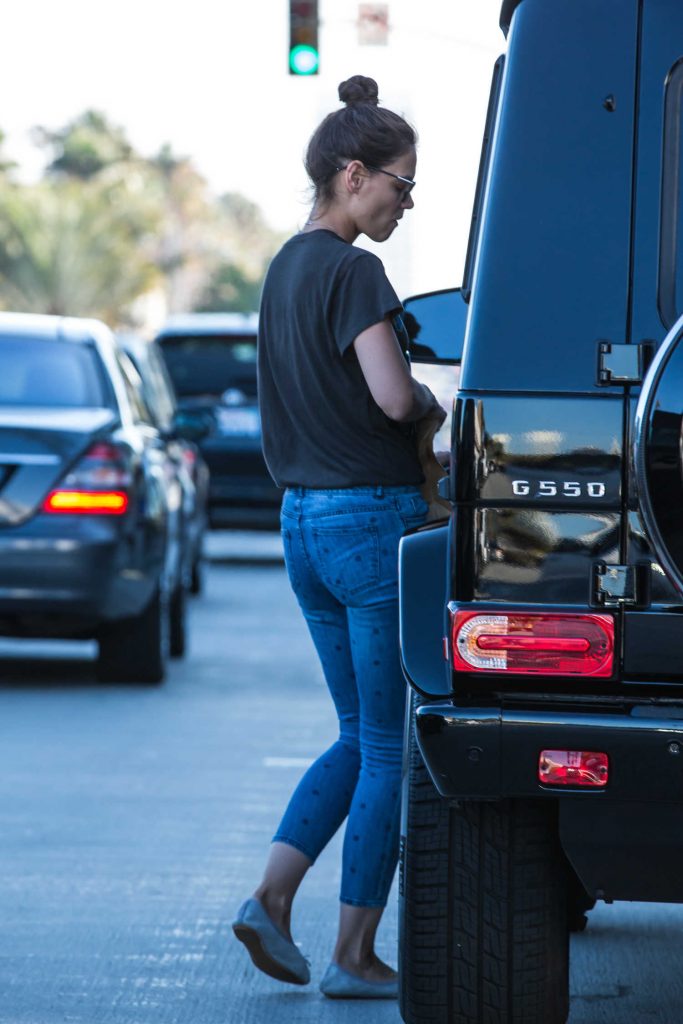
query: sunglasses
[{"left": 337, "top": 164, "right": 416, "bottom": 202}]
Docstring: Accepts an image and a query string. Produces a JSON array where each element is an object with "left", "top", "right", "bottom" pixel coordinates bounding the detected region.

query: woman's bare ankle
[
  {"left": 332, "top": 903, "right": 390, "bottom": 977},
  {"left": 333, "top": 952, "right": 396, "bottom": 983},
  {"left": 251, "top": 888, "right": 292, "bottom": 939}
]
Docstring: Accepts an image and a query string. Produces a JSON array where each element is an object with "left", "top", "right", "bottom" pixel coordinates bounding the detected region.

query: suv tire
[
  {"left": 96, "top": 586, "right": 166, "bottom": 684},
  {"left": 399, "top": 712, "right": 569, "bottom": 1024}
]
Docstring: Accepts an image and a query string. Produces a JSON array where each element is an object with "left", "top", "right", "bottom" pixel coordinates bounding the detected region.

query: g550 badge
[{"left": 511, "top": 480, "right": 607, "bottom": 498}]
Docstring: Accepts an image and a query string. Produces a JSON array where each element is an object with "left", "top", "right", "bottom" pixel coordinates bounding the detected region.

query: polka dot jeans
[{"left": 274, "top": 485, "right": 428, "bottom": 907}]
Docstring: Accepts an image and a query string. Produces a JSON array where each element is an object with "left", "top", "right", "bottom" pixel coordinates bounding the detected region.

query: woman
[{"left": 232, "top": 74, "right": 446, "bottom": 1000}]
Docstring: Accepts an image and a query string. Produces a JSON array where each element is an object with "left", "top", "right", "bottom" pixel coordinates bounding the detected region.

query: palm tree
[{"left": 0, "top": 171, "right": 161, "bottom": 323}]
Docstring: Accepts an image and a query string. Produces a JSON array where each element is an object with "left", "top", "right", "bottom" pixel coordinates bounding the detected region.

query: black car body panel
[
  {"left": 461, "top": 0, "right": 638, "bottom": 397},
  {"left": 0, "top": 407, "right": 116, "bottom": 525},
  {"left": 398, "top": 520, "right": 449, "bottom": 698},
  {"left": 116, "top": 333, "right": 209, "bottom": 591}
]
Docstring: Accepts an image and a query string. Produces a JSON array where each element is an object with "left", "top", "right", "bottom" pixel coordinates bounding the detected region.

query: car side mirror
[
  {"left": 399, "top": 287, "right": 468, "bottom": 459},
  {"left": 400, "top": 287, "right": 468, "bottom": 365},
  {"left": 173, "top": 410, "right": 211, "bottom": 442}
]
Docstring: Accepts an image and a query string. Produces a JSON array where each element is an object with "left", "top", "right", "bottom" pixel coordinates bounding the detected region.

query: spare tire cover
[{"left": 634, "top": 314, "right": 683, "bottom": 595}]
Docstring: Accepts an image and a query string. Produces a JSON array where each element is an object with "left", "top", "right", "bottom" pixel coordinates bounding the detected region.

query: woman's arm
[{"left": 353, "top": 319, "right": 446, "bottom": 423}]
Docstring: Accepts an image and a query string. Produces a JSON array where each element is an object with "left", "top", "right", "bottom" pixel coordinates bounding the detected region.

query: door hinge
[
  {"left": 597, "top": 341, "right": 654, "bottom": 385},
  {"left": 593, "top": 563, "right": 646, "bottom": 607}
]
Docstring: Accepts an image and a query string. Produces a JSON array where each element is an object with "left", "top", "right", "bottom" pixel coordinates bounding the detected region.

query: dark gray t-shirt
[{"left": 257, "top": 229, "right": 423, "bottom": 489}]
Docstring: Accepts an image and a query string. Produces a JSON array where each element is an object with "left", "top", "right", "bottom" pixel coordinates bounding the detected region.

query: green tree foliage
[
  {"left": 0, "top": 113, "right": 285, "bottom": 325},
  {"left": 145, "top": 144, "right": 216, "bottom": 310},
  {"left": 216, "top": 193, "right": 282, "bottom": 278},
  {"left": 0, "top": 174, "right": 160, "bottom": 321},
  {"left": 193, "top": 262, "right": 263, "bottom": 313},
  {"left": 192, "top": 192, "right": 285, "bottom": 313},
  {"left": 33, "top": 109, "right": 134, "bottom": 179},
  {"left": 0, "top": 129, "right": 16, "bottom": 175}
]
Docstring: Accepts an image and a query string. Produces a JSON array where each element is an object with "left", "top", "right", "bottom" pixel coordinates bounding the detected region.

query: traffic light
[{"left": 289, "top": 0, "right": 319, "bottom": 75}]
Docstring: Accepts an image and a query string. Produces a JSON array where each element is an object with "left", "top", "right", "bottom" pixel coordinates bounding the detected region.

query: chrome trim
[
  {"left": 633, "top": 312, "right": 683, "bottom": 593},
  {"left": 0, "top": 453, "right": 61, "bottom": 465}
]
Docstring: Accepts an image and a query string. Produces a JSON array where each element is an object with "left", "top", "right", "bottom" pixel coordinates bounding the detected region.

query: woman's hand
[{"left": 416, "top": 386, "right": 447, "bottom": 426}]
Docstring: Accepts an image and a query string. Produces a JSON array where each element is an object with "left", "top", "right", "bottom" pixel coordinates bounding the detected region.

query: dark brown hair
[{"left": 305, "top": 75, "right": 416, "bottom": 204}]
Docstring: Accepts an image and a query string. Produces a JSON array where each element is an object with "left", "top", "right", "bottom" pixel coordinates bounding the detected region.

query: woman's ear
[{"left": 342, "top": 160, "right": 366, "bottom": 195}]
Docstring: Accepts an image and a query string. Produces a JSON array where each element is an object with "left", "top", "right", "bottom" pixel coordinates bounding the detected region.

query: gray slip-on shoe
[
  {"left": 319, "top": 962, "right": 398, "bottom": 999},
  {"left": 232, "top": 898, "right": 310, "bottom": 985}
]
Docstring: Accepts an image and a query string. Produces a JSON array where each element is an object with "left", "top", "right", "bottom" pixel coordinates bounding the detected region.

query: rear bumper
[
  {"left": 207, "top": 479, "right": 282, "bottom": 530},
  {"left": 416, "top": 701, "right": 683, "bottom": 901},
  {"left": 208, "top": 505, "right": 282, "bottom": 530},
  {"left": 200, "top": 442, "right": 281, "bottom": 530},
  {"left": 416, "top": 701, "right": 683, "bottom": 803},
  {"left": 0, "top": 518, "right": 155, "bottom": 636}
]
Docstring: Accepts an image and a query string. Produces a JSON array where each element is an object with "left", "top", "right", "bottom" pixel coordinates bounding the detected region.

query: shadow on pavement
[{"left": 0, "top": 640, "right": 99, "bottom": 687}]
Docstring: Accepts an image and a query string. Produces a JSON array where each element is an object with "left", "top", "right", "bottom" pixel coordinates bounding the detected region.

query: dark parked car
[
  {"left": 398, "top": 2, "right": 683, "bottom": 1023},
  {"left": 0, "top": 312, "right": 187, "bottom": 683},
  {"left": 154, "top": 313, "right": 282, "bottom": 529},
  {"left": 116, "top": 332, "right": 209, "bottom": 596}
]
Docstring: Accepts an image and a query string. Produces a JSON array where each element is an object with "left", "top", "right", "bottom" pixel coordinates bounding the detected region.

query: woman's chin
[{"left": 366, "top": 222, "right": 397, "bottom": 243}]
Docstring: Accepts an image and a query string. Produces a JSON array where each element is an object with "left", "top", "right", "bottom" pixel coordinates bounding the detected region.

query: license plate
[{"left": 216, "top": 408, "right": 261, "bottom": 437}]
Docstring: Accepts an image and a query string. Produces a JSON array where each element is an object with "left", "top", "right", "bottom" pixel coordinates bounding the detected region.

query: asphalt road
[{"left": 0, "top": 531, "right": 681, "bottom": 1024}]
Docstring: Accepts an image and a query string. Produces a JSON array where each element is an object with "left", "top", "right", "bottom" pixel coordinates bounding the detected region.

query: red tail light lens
[
  {"left": 43, "top": 490, "right": 128, "bottom": 514},
  {"left": 451, "top": 611, "right": 614, "bottom": 677},
  {"left": 181, "top": 447, "right": 197, "bottom": 470},
  {"left": 43, "top": 442, "right": 131, "bottom": 515},
  {"left": 539, "top": 749, "right": 609, "bottom": 788}
]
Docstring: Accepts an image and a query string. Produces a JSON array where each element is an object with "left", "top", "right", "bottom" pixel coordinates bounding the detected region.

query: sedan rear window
[
  {"left": 0, "top": 337, "right": 109, "bottom": 407},
  {"left": 158, "top": 334, "right": 257, "bottom": 399}
]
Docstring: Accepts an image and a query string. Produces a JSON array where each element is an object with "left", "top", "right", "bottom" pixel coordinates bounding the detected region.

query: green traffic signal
[
  {"left": 289, "top": 43, "right": 320, "bottom": 75},
  {"left": 289, "top": 0, "right": 318, "bottom": 75}
]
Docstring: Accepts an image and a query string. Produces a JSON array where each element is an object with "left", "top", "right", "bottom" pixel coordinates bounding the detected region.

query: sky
[{"left": 2, "top": 0, "right": 506, "bottom": 298}]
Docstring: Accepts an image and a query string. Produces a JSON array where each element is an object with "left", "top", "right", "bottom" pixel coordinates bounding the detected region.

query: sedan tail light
[
  {"left": 451, "top": 610, "right": 614, "bottom": 677},
  {"left": 43, "top": 442, "right": 131, "bottom": 515},
  {"left": 180, "top": 447, "right": 197, "bottom": 470}
]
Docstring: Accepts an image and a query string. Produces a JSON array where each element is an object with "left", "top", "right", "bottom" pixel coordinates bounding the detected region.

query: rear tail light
[
  {"left": 451, "top": 610, "right": 614, "bottom": 677},
  {"left": 181, "top": 447, "right": 197, "bottom": 470},
  {"left": 43, "top": 490, "right": 128, "bottom": 514},
  {"left": 43, "top": 442, "right": 131, "bottom": 515},
  {"left": 539, "top": 749, "right": 609, "bottom": 788}
]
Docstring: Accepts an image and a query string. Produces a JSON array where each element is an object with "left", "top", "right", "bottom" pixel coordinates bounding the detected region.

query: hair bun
[{"left": 338, "top": 75, "right": 379, "bottom": 107}]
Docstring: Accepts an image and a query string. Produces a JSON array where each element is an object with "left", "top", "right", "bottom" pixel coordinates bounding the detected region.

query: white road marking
[{"left": 263, "top": 756, "right": 313, "bottom": 768}]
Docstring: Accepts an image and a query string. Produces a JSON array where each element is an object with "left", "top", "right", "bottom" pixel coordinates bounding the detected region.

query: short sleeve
[{"left": 329, "top": 252, "right": 402, "bottom": 355}]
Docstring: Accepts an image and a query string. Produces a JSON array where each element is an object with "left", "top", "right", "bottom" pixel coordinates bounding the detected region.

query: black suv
[
  {"left": 154, "top": 313, "right": 282, "bottom": 530},
  {"left": 398, "top": 2, "right": 683, "bottom": 1022}
]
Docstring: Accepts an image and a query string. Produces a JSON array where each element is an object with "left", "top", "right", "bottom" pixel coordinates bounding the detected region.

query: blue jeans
[{"left": 274, "top": 485, "right": 428, "bottom": 907}]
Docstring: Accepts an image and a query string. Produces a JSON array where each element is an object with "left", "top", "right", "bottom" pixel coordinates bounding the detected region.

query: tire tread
[{"left": 399, "top": 708, "right": 569, "bottom": 1024}]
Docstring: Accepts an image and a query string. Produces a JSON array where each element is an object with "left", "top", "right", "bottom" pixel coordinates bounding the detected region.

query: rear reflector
[
  {"left": 43, "top": 490, "right": 129, "bottom": 514},
  {"left": 451, "top": 611, "right": 614, "bottom": 677},
  {"left": 539, "top": 749, "right": 609, "bottom": 788}
]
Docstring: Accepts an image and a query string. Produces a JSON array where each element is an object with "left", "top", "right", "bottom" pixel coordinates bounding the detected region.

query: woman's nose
[{"left": 402, "top": 192, "right": 415, "bottom": 210}]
